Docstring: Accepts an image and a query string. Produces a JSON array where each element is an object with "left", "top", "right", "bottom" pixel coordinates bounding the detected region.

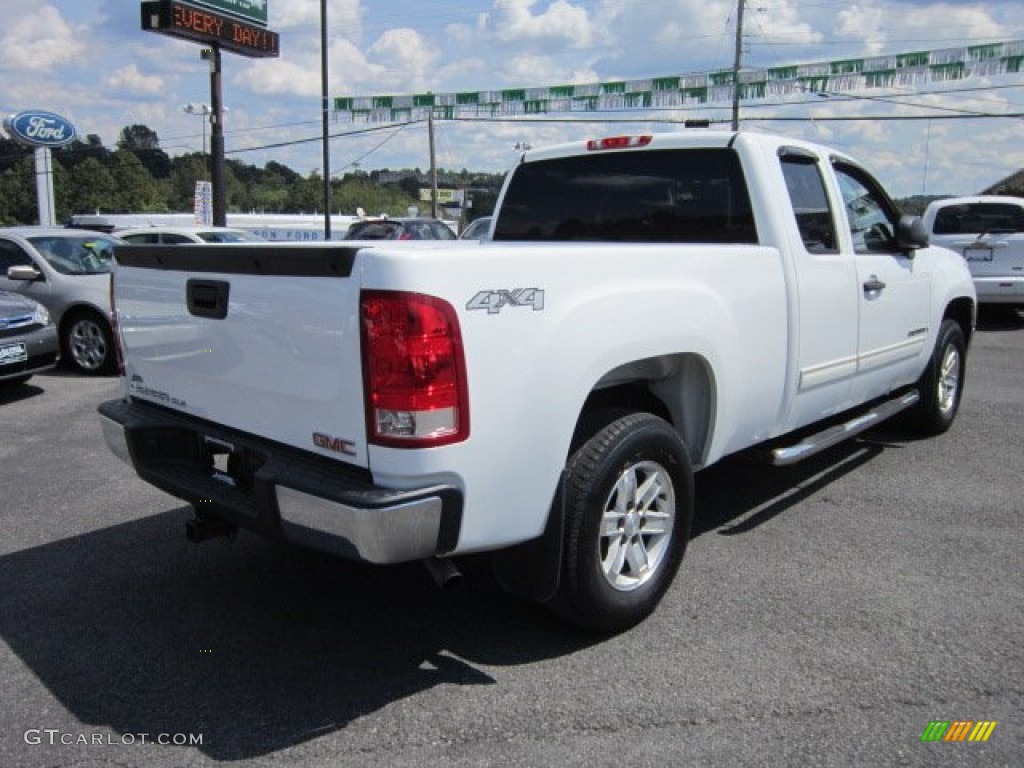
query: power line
[{"left": 226, "top": 120, "right": 417, "bottom": 155}]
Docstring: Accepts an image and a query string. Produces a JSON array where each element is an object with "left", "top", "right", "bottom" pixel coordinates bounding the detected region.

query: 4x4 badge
[{"left": 467, "top": 288, "right": 545, "bottom": 314}]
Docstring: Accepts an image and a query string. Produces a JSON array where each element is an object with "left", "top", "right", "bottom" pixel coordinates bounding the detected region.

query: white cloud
[
  {"left": 837, "top": 2, "right": 1005, "bottom": 53},
  {"left": 499, "top": 53, "right": 599, "bottom": 86},
  {"left": 493, "top": 0, "right": 596, "bottom": 48},
  {"left": 0, "top": 5, "right": 86, "bottom": 73},
  {"left": 272, "top": 0, "right": 362, "bottom": 38},
  {"left": 367, "top": 28, "right": 440, "bottom": 91},
  {"left": 104, "top": 64, "right": 165, "bottom": 97}
]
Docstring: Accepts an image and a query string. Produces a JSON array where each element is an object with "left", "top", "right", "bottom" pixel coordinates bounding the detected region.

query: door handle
[
  {"left": 187, "top": 279, "right": 230, "bottom": 319},
  {"left": 863, "top": 276, "right": 886, "bottom": 294}
]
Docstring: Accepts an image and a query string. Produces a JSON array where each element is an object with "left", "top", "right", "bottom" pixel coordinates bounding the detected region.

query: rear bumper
[
  {"left": 98, "top": 398, "right": 462, "bottom": 564},
  {"left": 974, "top": 276, "right": 1024, "bottom": 305}
]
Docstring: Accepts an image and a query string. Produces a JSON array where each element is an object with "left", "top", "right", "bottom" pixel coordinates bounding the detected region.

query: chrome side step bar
[{"left": 769, "top": 390, "right": 920, "bottom": 466}]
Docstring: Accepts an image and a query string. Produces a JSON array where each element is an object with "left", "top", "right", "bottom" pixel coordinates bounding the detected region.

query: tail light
[
  {"left": 360, "top": 290, "right": 469, "bottom": 448},
  {"left": 109, "top": 273, "right": 125, "bottom": 376}
]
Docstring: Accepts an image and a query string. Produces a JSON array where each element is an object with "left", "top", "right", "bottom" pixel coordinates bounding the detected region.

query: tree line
[{"left": 0, "top": 124, "right": 503, "bottom": 226}]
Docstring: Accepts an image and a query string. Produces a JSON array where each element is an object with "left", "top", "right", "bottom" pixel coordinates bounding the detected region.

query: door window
[{"left": 833, "top": 164, "right": 901, "bottom": 254}]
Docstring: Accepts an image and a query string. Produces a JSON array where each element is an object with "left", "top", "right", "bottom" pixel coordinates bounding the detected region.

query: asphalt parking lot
[{"left": 1, "top": 309, "right": 1021, "bottom": 767}]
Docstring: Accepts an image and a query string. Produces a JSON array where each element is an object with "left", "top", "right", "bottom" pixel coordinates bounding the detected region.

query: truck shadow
[
  {"left": 0, "top": 510, "right": 586, "bottom": 760},
  {"left": 976, "top": 305, "right": 1024, "bottom": 330},
  {"left": 0, "top": 433, "right": 897, "bottom": 759},
  {"left": 692, "top": 438, "right": 885, "bottom": 538},
  {"left": 0, "top": 380, "right": 46, "bottom": 405}
]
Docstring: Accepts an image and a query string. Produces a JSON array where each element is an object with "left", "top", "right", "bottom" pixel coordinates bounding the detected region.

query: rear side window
[
  {"left": 493, "top": 148, "right": 758, "bottom": 243},
  {"left": 933, "top": 202, "right": 1024, "bottom": 235}
]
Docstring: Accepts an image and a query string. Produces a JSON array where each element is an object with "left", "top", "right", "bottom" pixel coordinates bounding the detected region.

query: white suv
[{"left": 923, "top": 196, "right": 1024, "bottom": 308}]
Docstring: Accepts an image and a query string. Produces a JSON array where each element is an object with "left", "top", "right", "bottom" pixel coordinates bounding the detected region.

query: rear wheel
[
  {"left": 546, "top": 412, "right": 693, "bottom": 633},
  {"left": 62, "top": 310, "right": 114, "bottom": 375},
  {"left": 907, "top": 319, "right": 966, "bottom": 435}
]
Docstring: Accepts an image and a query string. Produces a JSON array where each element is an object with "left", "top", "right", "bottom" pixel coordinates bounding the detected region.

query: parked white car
[
  {"left": 923, "top": 196, "right": 1024, "bottom": 308},
  {"left": 115, "top": 226, "right": 264, "bottom": 244}
]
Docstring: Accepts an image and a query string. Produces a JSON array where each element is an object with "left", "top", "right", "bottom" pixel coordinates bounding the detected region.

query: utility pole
[
  {"left": 320, "top": 0, "right": 332, "bottom": 239},
  {"left": 731, "top": 0, "right": 746, "bottom": 131},
  {"left": 428, "top": 111, "right": 438, "bottom": 218}
]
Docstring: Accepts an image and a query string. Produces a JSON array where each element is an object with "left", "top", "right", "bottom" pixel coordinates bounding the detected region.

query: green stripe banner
[{"left": 334, "top": 40, "right": 1024, "bottom": 122}]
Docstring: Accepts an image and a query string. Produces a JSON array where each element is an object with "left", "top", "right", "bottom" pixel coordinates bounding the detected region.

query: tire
[
  {"left": 546, "top": 412, "right": 693, "bottom": 633},
  {"left": 906, "top": 318, "right": 966, "bottom": 435},
  {"left": 62, "top": 310, "right": 115, "bottom": 375}
]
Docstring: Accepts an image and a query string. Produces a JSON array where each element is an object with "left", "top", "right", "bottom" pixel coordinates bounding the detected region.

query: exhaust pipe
[
  {"left": 186, "top": 516, "right": 236, "bottom": 543},
  {"left": 422, "top": 557, "right": 463, "bottom": 590}
]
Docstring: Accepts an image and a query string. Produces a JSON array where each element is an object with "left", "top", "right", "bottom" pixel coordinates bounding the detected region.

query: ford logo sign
[{"left": 3, "top": 110, "right": 77, "bottom": 148}]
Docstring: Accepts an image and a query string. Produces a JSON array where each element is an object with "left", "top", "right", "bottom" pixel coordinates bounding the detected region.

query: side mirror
[
  {"left": 896, "top": 215, "right": 929, "bottom": 251},
  {"left": 7, "top": 265, "right": 43, "bottom": 281}
]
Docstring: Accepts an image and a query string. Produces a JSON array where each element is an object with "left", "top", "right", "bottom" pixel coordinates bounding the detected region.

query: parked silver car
[
  {"left": 0, "top": 291, "right": 59, "bottom": 385},
  {"left": 0, "top": 227, "right": 120, "bottom": 374}
]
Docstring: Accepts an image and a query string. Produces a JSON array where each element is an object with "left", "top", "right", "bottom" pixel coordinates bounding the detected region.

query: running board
[{"left": 768, "top": 390, "right": 920, "bottom": 466}]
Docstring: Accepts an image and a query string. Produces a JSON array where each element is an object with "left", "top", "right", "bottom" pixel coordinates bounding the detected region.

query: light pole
[
  {"left": 202, "top": 45, "right": 227, "bottom": 227},
  {"left": 182, "top": 102, "right": 211, "bottom": 176}
]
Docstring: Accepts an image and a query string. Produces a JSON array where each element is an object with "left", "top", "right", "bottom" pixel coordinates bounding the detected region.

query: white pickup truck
[{"left": 100, "top": 130, "right": 976, "bottom": 632}]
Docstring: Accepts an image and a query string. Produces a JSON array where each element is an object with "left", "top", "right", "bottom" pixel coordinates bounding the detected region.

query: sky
[{"left": 1, "top": 0, "right": 1023, "bottom": 199}]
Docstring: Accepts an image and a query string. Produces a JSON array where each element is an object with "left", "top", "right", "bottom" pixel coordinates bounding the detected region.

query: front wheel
[
  {"left": 62, "top": 310, "right": 115, "bottom": 375},
  {"left": 906, "top": 318, "right": 966, "bottom": 435},
  {"left": 545, "top": 413, "right": 693, "bottom": 633}
]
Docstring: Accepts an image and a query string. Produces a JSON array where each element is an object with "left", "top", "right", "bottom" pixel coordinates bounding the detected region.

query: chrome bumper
[{"left": 98, "top": 399, "right": 462, "bottom": 564}]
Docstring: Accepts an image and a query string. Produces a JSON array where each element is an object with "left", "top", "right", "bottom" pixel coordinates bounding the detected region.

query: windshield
[{"left": 28, "top": 234, "right": 118, "bottom": 275}]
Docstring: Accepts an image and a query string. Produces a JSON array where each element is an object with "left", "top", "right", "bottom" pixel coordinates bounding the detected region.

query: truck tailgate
[{"left": 113, "top": 244, "right": 370, "bottom": 468}]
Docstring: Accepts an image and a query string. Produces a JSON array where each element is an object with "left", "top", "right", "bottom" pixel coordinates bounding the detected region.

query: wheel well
[
  {"left": 571, "top": 353, "right": 714, "bottom": 465},
  {"left": 943, "top": 297, "right": 975, "bottom": 347},
  {"left": 58, "top": 304, "right": 109, "bottom": 335}
]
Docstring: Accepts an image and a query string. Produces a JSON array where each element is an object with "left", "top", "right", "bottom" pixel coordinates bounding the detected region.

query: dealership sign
[
  {"left": 3, "top": 110, "right": 77, "bottom": 148},
  {"left": 190, "top": 0, "right": 267, "bottom": 26},
  {"left": 141, "top": 0, "right": 278, "bottom": 58}
]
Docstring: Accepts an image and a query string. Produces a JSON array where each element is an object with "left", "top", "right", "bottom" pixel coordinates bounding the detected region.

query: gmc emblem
[{"left": 312, "top": 432, "right": 356, "bottom": 456}]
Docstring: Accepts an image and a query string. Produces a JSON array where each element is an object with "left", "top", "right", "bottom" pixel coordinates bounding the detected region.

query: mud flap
[{"left": 491, "top": 470, "right": 566, "bottom": 603}]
